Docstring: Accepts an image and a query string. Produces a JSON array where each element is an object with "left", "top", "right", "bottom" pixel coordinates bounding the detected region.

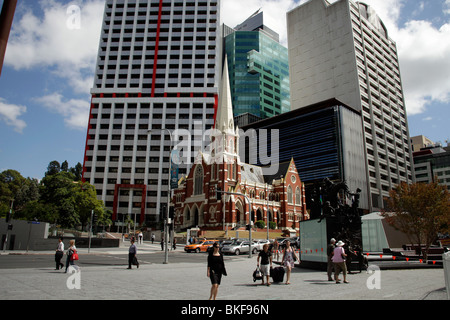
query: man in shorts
[{"left": 257, "top": 244, "right": 273, "bottom": 286}]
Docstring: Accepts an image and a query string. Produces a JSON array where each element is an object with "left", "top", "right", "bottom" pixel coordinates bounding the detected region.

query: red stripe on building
[
  {"left": 151, "top": 0, "right": 164, "bottom": 97},
  {"left": 81, "top": 96, "right": 95, "bottom": 183},
  {"left": 213, "top": 93, "right": 219, "bottom": 128}
]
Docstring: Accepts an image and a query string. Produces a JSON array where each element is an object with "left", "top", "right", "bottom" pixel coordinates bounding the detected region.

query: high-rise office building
[
  {"left": 224, "top": 12, "right": 290, "bottom": 119},
  {"left": 287, "top": 0, "right": 413, "bottom": 211},
  {"left": 412, "top": 137, "right": 450, "bottom": 190},
  {"left": 82, "top": 0, "right": 222, "bottom": 226}
]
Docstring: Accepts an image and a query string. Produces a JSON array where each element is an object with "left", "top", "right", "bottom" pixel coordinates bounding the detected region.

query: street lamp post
[{"left": 148, "top": 129, "right": 173, "bottom": 264}]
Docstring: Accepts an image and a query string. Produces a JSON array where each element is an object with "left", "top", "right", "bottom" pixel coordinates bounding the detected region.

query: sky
[{"left": 0, "top": 0, "right": 449, "bottom": 180}]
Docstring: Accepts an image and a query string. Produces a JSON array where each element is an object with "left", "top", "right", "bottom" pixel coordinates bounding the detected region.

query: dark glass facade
[{"left": 241, "top": 100, "right": 342, "bottom": 184}]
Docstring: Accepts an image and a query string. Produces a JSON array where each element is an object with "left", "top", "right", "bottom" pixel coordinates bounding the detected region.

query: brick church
[{"left": 172, "top": 58, "right": 308, "bottom": 233}]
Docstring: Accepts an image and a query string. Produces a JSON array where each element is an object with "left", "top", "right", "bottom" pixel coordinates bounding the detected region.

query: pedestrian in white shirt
[{"left": 55, "top": 237, "right": 64, "bottom": 270}]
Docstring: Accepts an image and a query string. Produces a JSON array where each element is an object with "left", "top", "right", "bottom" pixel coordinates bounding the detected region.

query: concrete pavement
[{"left": 0, "top": 242, "right": 448, "bottom": 302}]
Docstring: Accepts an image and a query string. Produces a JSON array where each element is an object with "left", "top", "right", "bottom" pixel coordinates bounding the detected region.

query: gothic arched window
[
  {"left": 295, "top": 187, "right": 301, "bottom": 205},
  {"left": 194, "top": 165, "right": 204, "bottom": 195},
  {"left": 287, "top": 185, "right": 293, "bottom": 204}
]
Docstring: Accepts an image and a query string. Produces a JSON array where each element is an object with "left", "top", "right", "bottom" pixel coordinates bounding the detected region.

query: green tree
[
  {"left": 74, "top": 181, "right": 106, "bottom": 230},
  {"left": 383, "top": 181, "right": 450, "bottom": 261},
  {"left": 70, "top": 162, "right": 83, "bottom": 181},
  {"left": 40, "top": 171, "right": 80, "bottom": 228},
  {"left": 0, "top": 170, "right": 27, "bottom": 218},
  {"left": 46, "top": 160, "right": 61, "bottom": 176},
  {"left": 61, "top": 160, "right": 69, "bottom": 172},
  {"left": 20, "top": 201, "right": 59, "bottom": 224}
]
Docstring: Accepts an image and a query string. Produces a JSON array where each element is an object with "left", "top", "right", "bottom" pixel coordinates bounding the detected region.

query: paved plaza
[{"left": 0, "top": 243, "right": 447, "bottom": 302}]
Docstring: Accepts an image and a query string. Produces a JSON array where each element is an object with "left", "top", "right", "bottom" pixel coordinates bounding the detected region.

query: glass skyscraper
[{"left": 224, "top": 12, "right": 290, "bottom": 119}]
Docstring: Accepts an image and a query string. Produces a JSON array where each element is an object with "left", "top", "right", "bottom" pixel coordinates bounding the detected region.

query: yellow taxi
[{"left": 184, "top": 239, "right": 219, "bottom": 253}]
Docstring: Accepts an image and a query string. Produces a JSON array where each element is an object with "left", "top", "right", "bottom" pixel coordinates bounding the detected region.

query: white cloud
[
  {"left": 396, "top": 20, "right": 450, "bottom": 115},
  {"left": 5, "top": 0, "right": 104, "bottom": 94},
  {"left": 445, "top": 0, "right": 450, "bottom": 14},
  {"left": 0, "top": 98, "right": 27, "bottom": 133},
  {"left": 35, "top": 93, "right": 89, "bottom": 131},
  {"left": 4, "top": 0, "right": 449, "bottom": 121}
]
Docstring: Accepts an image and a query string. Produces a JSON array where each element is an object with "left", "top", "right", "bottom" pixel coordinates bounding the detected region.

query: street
[{"left": 0, "top": 249, "right": 215, "bottom": 269}]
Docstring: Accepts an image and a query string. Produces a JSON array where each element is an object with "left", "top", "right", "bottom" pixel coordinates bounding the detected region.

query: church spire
[{"left": 215, "top": 55, "right": 235, "bottom": 134}]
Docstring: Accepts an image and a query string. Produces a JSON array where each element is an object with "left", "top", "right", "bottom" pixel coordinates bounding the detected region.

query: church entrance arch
[
  {"left": 256, "top": 208, "right": 263, "bottom": 222},
  {"left": 192, "top": 205, "right": 199, "bottom": 228},
  {"left": 235, "top": 199, "right": 244, "bottom": 225}
]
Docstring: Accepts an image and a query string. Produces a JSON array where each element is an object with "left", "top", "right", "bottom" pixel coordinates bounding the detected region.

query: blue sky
[{"left": 0, "top": 0, "right": 449, "bottom": 180}]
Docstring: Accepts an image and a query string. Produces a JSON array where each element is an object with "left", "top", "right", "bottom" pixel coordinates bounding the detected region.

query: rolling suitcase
[{"left": 270, "top": 266, "right": 285, "bottom": 283}]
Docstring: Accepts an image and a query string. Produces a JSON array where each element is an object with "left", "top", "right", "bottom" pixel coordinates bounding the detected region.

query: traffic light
[
  {"left": 216, "top": 187, "right": 222, "bottom": 201},
  {"left": 169, "top": 206, "right": 175, "bottom": 220}
]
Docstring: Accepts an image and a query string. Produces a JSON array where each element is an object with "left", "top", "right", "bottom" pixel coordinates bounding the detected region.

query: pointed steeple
[{"left": 215, "top": 56, "right": 235, "bottom": 134}]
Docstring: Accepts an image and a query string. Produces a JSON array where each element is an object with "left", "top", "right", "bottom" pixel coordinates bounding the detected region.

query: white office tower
[
  {"left": 82, "top": 0, "right": 222, "bottom": 227},
  {"left": 287, "top": 0, "right": 413, "bottom": 211}
]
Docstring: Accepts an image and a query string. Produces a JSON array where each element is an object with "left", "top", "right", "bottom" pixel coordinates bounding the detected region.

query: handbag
[{"left": 71, "top": 250, "right": 79, "bottom": 261}]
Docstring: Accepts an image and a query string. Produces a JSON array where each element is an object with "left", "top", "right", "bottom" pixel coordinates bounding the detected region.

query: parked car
[
  {"left": 184, "top": 239, "right": 218, "bottom": 253},
  {"left": 254, "top": 239, "right": 271, "bottom": 251},
  {"left": 221, "top": 240, "right": 258, "bottom": 255},
  {"left": 219, "top": 240, "right": 233, "bottom": 249},
  {"left": 290, "top": 237, "right": 300, "bottom": 249},
  {"left": 277, "top": 238, "right": 289, "bottom": 249},
  {"left": 278, "top": 237, "right": 300, "bottom": 249}
]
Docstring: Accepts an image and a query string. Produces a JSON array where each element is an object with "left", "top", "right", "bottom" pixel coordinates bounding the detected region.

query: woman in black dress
[{"left": 207, "top": 242, "right": 227, "bottom": 300}]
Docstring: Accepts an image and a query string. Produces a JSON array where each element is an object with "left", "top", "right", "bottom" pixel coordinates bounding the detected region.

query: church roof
[
  {"left": 240, "top": 163, "right": 265, "bottom": 184},
  {"left": 262, "top": 160, "right": 292, "bottom": 184}
]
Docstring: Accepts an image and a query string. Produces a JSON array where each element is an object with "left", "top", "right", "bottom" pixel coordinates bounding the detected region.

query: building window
[
  {"left": 295, "top": 187, "right": 301, "bottom": 206},
  {"left": 194, "top": 165, "right": 204, "bottom": 195},
  {"left": 287, "top": 185, "right": 293, "bottom": 204}
]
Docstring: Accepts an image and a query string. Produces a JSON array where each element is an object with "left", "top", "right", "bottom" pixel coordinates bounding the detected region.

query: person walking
[
  {"left": 151, "top": 233, "right": 155, "bottom": 244},
  {"left": 64, "top": 240, "right": 77, "bottom": 273},
  {"left": 327, "top": 238, "right": 336, "bottom": 281},
  {"left": 128, "top": 237, "right": 139, "bottom": 269},
  {"left": 55, "top": 237, "right": 64, "bottom": 270},
  {"left": 272, "top": 239, "right": 279, "bottom": 261},
  {"left": 281, "top": 240, "right": 298, "bottom": 285},
  {"left": 172, "top": 237, "right": 177, "bottom": 250},
  {"left": 207, "top": 242, "right": 227, "bottom": 300},
  {"left": 332, "top": 240, "right": 348, "bottom": 284},
  {"left": 257, "top": 243, "right": 273, "bottom": 286},
  {"left": 138, "top": 231, "right": 143, "bottom": 244}
]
